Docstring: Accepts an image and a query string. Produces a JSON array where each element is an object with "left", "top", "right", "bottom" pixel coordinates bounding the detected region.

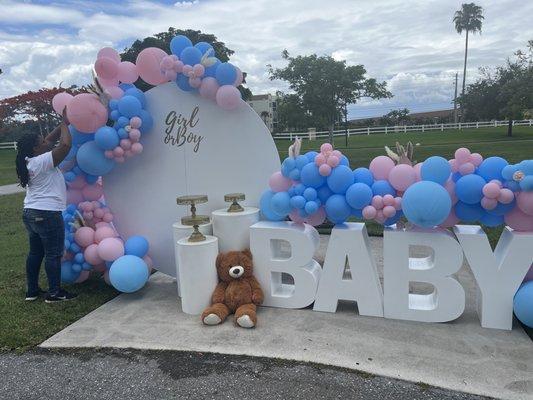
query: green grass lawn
[
  {"left": 0, "top": 149, "right": 17, "bottom": 186},
  {"left": 0, "top": 193, "right": 118, "bottom": 351}
]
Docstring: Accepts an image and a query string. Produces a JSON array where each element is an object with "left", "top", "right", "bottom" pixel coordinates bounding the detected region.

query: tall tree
[
  {"left": 453, "top": 3, "right": 484, "bottom": 101},
  {"left": 120, "top": 28, "right": 252, "bottom": 99},
  {"left": 269, "top": 51, "right": 391, "bottom": 142}
]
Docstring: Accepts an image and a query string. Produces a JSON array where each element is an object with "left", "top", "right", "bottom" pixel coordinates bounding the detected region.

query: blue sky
[{"left": 0, "top": 0, "right": 532, "bottom": 119}]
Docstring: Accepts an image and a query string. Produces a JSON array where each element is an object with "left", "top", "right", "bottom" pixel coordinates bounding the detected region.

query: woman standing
[{"left": 16, "top": 109, "right": 77, "bottom": 303}]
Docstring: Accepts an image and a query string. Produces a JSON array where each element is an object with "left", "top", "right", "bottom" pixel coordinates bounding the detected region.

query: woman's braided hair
[{"left": 15, "top": 133, "right": 39, "bottom": 188}]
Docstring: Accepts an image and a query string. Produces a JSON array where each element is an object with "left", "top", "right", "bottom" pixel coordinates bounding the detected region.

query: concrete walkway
[
  {"left": 0, "top": 183, "right": 24, "bottom": 196},
  {"left": 41, "top": 237, "right": 533, "bottom": 400}
]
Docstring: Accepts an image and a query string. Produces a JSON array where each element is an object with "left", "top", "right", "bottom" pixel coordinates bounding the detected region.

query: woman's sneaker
[
  {"left": 25, "top": 288, "right": 47, "bottom": 301},
  {"left": 45, "top": 290, "right": 78, "bottom": 303}
]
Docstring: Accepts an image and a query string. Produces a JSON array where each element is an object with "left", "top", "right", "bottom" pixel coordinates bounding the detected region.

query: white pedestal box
[
  {"left": 211, "top": 207, "right": 260, "bottom": 253},
  {"left": 172, "top": 221, "right": 212, "bottom": 296},
  {"left": 176, "top": 235, "right": 219, "bottom": 315}
]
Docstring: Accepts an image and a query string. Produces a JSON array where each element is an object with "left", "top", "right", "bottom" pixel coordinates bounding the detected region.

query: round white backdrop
[{"left": 104, "top": 83, "right": 280, "bottom": 276}]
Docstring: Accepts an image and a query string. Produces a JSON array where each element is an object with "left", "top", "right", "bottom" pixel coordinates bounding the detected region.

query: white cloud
[{"left": 1, "top": 0, "right": 532, "bottom": 118}]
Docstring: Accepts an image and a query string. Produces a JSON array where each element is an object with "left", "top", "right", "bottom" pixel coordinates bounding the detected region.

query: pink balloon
[
  {"left": 233, "top": 67, "right": 243, "bottom": 86},
  {"left": 444, "top": 179, "right": 458, "bottom": 205},
  {"left": 52, "top": 92, "right": 73, "bottom": 114},
  {"left": 382, "top": 194, "right": 395, "bottom": 207},
  {"left": 143, "top": 255, "right": 154, "bottom": 273},
  {"left": 66, "top": 188, "right": 84, "bottom": 205},
  {"left": 413, "top": 162, "right": 423, "bottom": 181},
  {"left": 67, "top": 174, "right": 87, "bottom": 189},
  {"left": 106, "top": 86, "right": 124, "bottom": 100},
  {"left": 95, "top": 57, "right": 118, "bottom": 80},
  {"left": 320, "top": 143, "right": 333, "bottom": 153},
  {"left": 327, "top": 156, "right": 340, "bottom": 168},
  {"left": 75, "top": 270, "right": 90, "bottom": 284},
  {"left": 160, "top": 56, "right": 174, "bottom": 70},
  {"left": 362, "top": 205, "right": 377, "bottom": 220},
  {"left": 115, "top": 156, "right": 125, "bottom": 163},
  {"left": 95, "top": 222, "right": 110, "bottom": 229},
  {"left": 269, "top": 171, "right": 292, "bottom": 192},
  {"left": 383, "top": 205, "right": 396, "bottom": 218},
  {"left": 113, "top": 146, "right": 124, "bottom": 157},
  {"left": 120, "top": 139, "right": 132, "bottom": 150},
  {"left": 130, "top": 117, "right": 142, "bottom": 129},
  {"left": 173, "top": 60, "right": 184, "bottom": 73},
  {"left": 84, "top": 243, "right": 103, "bottom": 265},
  {"left": 459, "top": 162, "right": 475, "bottom": 175},
  {"left": 315, "top": 154, "right": 326, "bottom": 166},
  {"left": 103, "top": 212, "right": 114, "bottom": 223},
  {"left": 67, "top": 93, "right": 108, "bottom": 133},
  {"left": 516, "top": 191, "right": 533, "bottom": 216},
  {"left": 393, "top": 197, "right": 402, "bottom": 210},
  {"left": 94, "top": 208, "right": 105, "bottom": 219},
  {"left": 318, "top": 164, "right": 331, "bottom": 176},
  {"left": 483, "top": 182, "right": 501, "bottom": 199},
  {"left": 388, "top": 164, "right": 416, "bottom": 191},
  {"left": 75, "top": 226, "right": 95, "bottom": 248},
  {"left": 97, "top": 76, "right": 119, "bottom": 88},
  {"left": 498, "top": 188, "right": 514, "bottom": 204},
  {"left": 82, "top": 183, "right": 103, "bottom": 201},
  {"left": 505, "top": 207, "right": 533, "bottom": 232},
  {"left": 129, "top": 129, "right": 141, "bottom": 142},
  {"left": 481, "top": 197, "right": 498, "bottom": 210},
  {"left": 131, "top": 142, "right": 143, "bottom": 154},
  {"left": 124, "top": 150, "right": 133, "bottom": 158},
  {"left": 439, "top": 209, "right": 460, "bottom": 228},
  {"left": 369, "top": 156, "right": 395, "bottom": 180},
  {"left": 199, "top": 77, "right": 220, "bottom": 100},
  {"left": 306, "top": 206, "right": 327, "bottom": 226},
  {"left": 189, "top": 77, "right": 202, "bottom": 88},
  {"left": 97, "top": 237, "right": 124, "bottom": 261},
  {"left": 455, "top": 147, "right": 471, "bottom": 164},
  {"left": 192, "top": 63, "right": 205, "bottom": 77},
  {"left": 97, "top": 47, "right": 120, "bottom": 63},
  {"left": 449, "top": 159, "right": 458, "bottom": 173},
  {"left": 288, "top": 209, "right": 306, "bottom": 224},
  {"left": 375, "top": 210, "right": 386, "bottom": 224},
  {"left": 332, "top": 150, "right": 342, "bottom": 158},
  {"left": 215, "top": 85, "right": 242, "bottom": 110},
  {"left": 136, "top": 47, "right": 169, "bottom": 85},
  {"left": 524, "top": 264, "right": 533, "bottom": 283},
  {"left": 371, "top": 195, "right": 384, "bottom": 209},
  {"left": 471, "top": 153, "right": 483, "bottom": 167},
  {"left": 104, "top": 150, "right": 114, "bottom": 159},
  {"left": 117, "top": 61, "right": 139, "bottom": 84},
  {"left": 94, "top": 226, "right": 116, "bottom": 243},
  {"left": 83, "top": 211, "right": 94, "bottom": 220},
  {"left": 164, "top": 70, "right": 178, "bottom": 81}
]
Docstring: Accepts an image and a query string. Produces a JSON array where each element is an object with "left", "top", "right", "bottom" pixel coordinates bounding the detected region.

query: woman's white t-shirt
[{"left": 23, "top": 151, "right": 67, "bottom": 211}]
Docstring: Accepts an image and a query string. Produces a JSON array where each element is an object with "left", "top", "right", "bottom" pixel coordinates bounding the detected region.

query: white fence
[
  {"left": 0, "top": 141, "right": 16, "bottom": 150},
  {"left": 273, "top": 119, "right": 533, "bottom": 140}
]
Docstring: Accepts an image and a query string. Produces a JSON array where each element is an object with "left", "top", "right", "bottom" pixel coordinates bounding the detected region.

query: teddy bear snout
[{"left": 229, "top": 265, "right": 244, "bottom": 278}]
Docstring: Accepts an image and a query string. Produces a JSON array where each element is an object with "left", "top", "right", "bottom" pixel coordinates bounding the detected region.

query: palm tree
[{"left": 453, "top": 3, "right": 484, "bottom": 99}]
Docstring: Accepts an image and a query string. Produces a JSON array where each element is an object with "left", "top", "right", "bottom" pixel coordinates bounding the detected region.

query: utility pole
[{"left": 453, "top": 72, "right": 459, "bottom": 124}]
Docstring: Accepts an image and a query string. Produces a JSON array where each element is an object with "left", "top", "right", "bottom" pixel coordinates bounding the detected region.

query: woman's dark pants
[{"left": 22, "top": 208, "right": 65, "bottom": 296}]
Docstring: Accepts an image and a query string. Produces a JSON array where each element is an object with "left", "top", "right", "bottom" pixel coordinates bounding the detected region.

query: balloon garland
[{"left": 53, "top": 35, "right": 246, "bottom": 293}]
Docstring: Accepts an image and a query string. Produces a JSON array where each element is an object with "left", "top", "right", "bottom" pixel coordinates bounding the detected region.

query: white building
[{"left": 246, "top": 94, "right": 277, "bottom": 132}]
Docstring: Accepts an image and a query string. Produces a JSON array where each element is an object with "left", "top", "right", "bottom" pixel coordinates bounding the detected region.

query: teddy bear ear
[
  {"left": 242, "top": 249, "right": 253, "bottom": 260},
  {"left": 215, "top": 253, "right": 225, "bottom": 269}
]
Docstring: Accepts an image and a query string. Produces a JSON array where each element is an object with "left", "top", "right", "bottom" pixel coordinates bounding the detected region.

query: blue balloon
[
  {"left": 119, "top": 83, "right": 135, "bottom": 91},
  {"left": 86, "top": 174, "right": 98, "bottom": 184},
  {"left": 477, "top": 157, "right": 508, "bottom": 181},
  {"left": 260, "top": 190, "right": 285, "bottom": 221},
  {"left": 294, "top": 183, "right": 306, "bottom": 195},
  {"left": 69, "top": 125, "right": 93, "bottom": 145},
  {"left": 118, "top": 95, "right": 142, "bottom": 118},
  {"left": 289, "top": 169, "right": 300, "bottom": 180},
  {"left": 346, "top": 182, "right": 373, "bottom": 209},
  {"left": 519, "top": 160, "right": 533, "bottom": 174},
  {"left": 480, "top": 213, "right": 504, "bottom": 227},
  {"left": 117, "top": 116, "right": 129, "bottom": 127},
  {"left": 70, "top": 243, "right": 81, "bottom": 253},
  {"left": 72, "top": 263, "right": 82, "bottom": 273},
  {"left": 117, "top": 128, "right": 128, "bottom": 139},
  {"left": 455, "top": 174, "right": 486, "bottom": 204},
  {"left": 74, "top": 253, "right": 85, "bottom": 264},
  {"left": 138, "top": 110, "right": 153, "bottom": 134},
  {"left": 124, "top": 235, "right": 149, "bottom": 258},
  {"left": 303, "top": 187, "right": 318, "bottom": 201},
  {"left": 194, "top": 41, "right": 214, "bottom": 54},
  {"left": 64, "top": 239, "right": 70, "bottom": 249},
  {"left": 402, "top": 181, "right": 451, "bottom": 227},
  {"left": 502, "top": 164, "right": 518, "bottom": 180},
  {"left": 421, "top": 156, "right": 451, "bottom": 185},
  {"left": 352, "top": 208, "right": 363, "bottom": 218},
  {"left": 109, "top": 255, "right": 149, "bottom": 293},
  {"left": 290, "top": 195, "right": 306, "bottom": 209},
  {"left": 300, "top": 164, "right": 326, "bottom": 188},
  {"left": 61, "top": 261, "right": 80, "bottom": 284},
  {"left": 305, "top": 151, "right": 318, "bottom": 162},
  {"left": 110, "top": 110, "right": 120, "bottom": 121},
  {"left": 327, "top": 165, "right": 354, "bottom": 194},
  {"left": 295, "top": 155, "right": 309, "bottom": 169},
  {"left": 452, "top": 172, "right": 462, "bottom": 182},
  {"left": 204, "top": 58, "right": 220, "bottom": 78},
  {"left": 514, "top": 282, "right": 533, "bottom": 328},
  {"left": 317, "top": 185, "right": 333, "bottom": 204},
  {"left": 124, "top": 88, "right": 146, "bottom": 107},
  {"left": 486, "top": 199, "right": 516, "bottom": 216},
  {"left": 271, "top": 192, "right": 292, "bottom": 215},
  {"left": 372, "top": 180, "right": 395, "bottom": 196},
  {"left": 353, "top": 167, "right": 374, "bottom": 186},
  {"left": 215, "top": 62, "right": 237, "bottom": 86},
  {"left": 95, "top": 126, "right": 119, "bottom": 150},
  {"left": 520, "top": 176, "right": 533, "bottom": 191},
  {"left": 109, "top": 99, "right": 119, "bottom": 110},
  {"left": 325, "top": 194, "right": 351, "bottom": 224},
  {"left": 176, "top": 73, "right": 194, "bottom": 92},
  {"left": 82, "top": 262, "right": 92, "bottom": 271},
  {"left": 384, "top": 211, "right": 403, "bottom": 226},
  {"left": 66, "top": 204, "right": 77, "bottom": 214},
  {"left": 76, "top": 141, "right": 115, "bottom": 176},
  {"left": 170, "top": 35, "right": 193, "bottom": 56},
  {"left": 180, "top": 46, "right": 202, "bottom": 66},
  {"left": 64, "top": 171, "right": 76, "bottom": 182},
  {"left": 339, "top": 155, "right": 350, "bottom": 167},
  {"left": 305, "top": 201, "right": 319, "bottom": 214},
  {"left": 65, "top": 147, "right": 77, "bottom": 161},
  {"left": 455, "top": 201, "right": 484, "bottom": 222}
]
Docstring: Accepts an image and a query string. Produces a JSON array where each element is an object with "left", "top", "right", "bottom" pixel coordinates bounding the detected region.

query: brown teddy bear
[{"left": 201, "top": 249, "right": 264, "bottom": 328}]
